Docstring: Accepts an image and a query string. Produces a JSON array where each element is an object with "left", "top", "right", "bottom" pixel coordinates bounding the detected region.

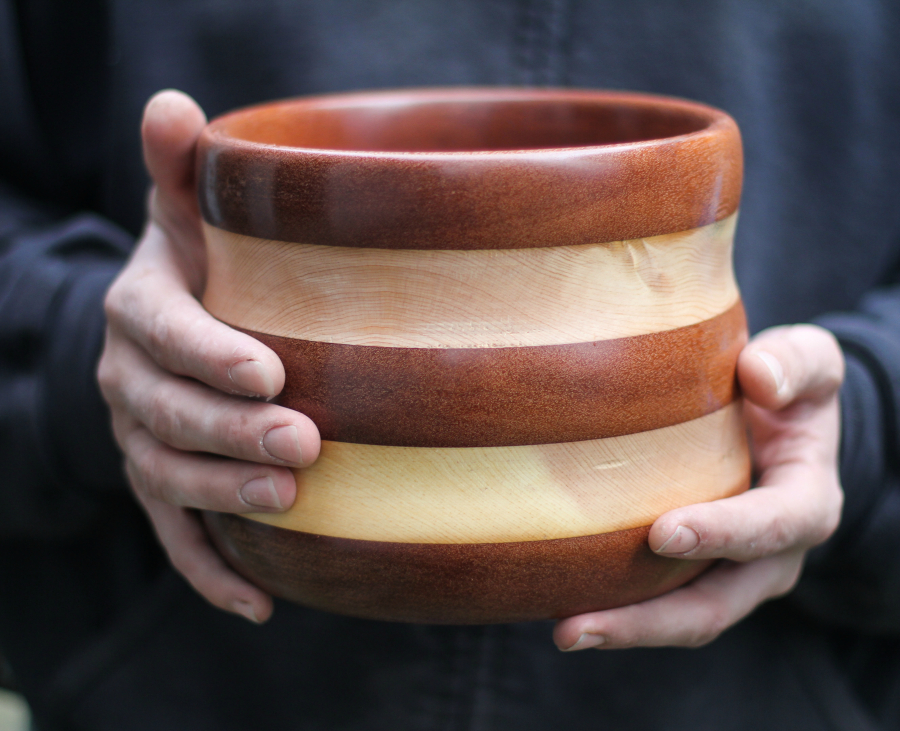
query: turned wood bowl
[{"left": 197, "top": 88, "right": 750, "bottom": 624}]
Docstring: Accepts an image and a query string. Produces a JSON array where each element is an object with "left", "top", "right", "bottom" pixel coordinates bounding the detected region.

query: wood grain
[
  {"left": 243, "top": 301, "right": 747, "bottom": 447},
  {"left": 244, "top": 403, "right": 750, "bottom": 543},
  {"left": 203, "top": 215, "right": 738, "bottom": 348},
  {"left": 203, "top": 515, "right": 713, "bottom": 624},
  {"left": 198, "top": 88, "right": 742, "bottom": 249},
  {"left": 198, "top": 88, "right": 747, "bottom": 623}
]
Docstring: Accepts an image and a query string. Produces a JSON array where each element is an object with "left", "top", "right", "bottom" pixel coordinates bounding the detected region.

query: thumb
[
  {"left": 141, "top": 89, "right": 207, "bottom": 220},
  {"left": 737, "top": 324, "right": 845, "bottom": 410}
]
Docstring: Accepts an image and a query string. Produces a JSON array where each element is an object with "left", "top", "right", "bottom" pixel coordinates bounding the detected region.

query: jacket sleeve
[
  {"left": 792, "top": 284, "right": 900, "bottom": 632},
  {"left": 0, "top": 0, "right": 134, "bottom": 539},
  {"left": 0, "top": 182, "right": 132, "bottom": 539}
]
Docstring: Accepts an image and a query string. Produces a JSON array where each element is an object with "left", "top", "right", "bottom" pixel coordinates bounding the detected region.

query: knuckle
[
  {"left": 801, "top": 481, "right": 844, "bottom": 548},
  {"left": 145, "top": 309, "right": 175, "bottom": 363},
  {"left": 219, "top": 408, "right": 253, "bottom": 446},
  {"left": 214, "top": 402, "right": 271, "bottom": 459},
  {"left": 701, "top": 499, "right": 749, "bottom": 546},
  {"left": 763, "top": 512, "right": 793, "bottom": 553},
  {"left": 95, "top": 350, "right": 118, "bottom": 399},
  {"left": 102, "top": 279, "right": 126, "bottom": 321},
  {"left": 109, "top": 414, "right": 133, "bottom": 452},
  {"left": 144, "top": 384, "right": 181, "bottom": 444},
  {"left": 96, "top": 352, "right": 132, "bottom": 411},
  {"left": 124, "top": 459, "right": 148, "bottom": 499},
  {"left": 130, "top": 441, "right": 170, "bottom": 503}
]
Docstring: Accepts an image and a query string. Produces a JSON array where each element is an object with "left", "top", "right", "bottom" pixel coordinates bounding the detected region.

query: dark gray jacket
[{"left": 2, "top": 1, "right": 900, "bottom": 729}]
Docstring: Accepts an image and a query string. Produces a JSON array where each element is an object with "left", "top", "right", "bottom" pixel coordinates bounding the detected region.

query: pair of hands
[{"left": 98, "top": 90, "right": 845, "bottom": 647}]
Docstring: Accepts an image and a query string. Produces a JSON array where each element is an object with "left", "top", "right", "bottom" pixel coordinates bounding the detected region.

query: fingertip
[
  {"left": 651, "top": 524, "right": 700, "bottom": 556},
  {"left": 272, "top": 468, "right": 298, "bottom": 510},
  {"left": 737, "top": 345, "right": 788, "bottom": 409},
  {"left": 147, "top": 501, "right": 275, "bottom": 622},
  {"left": 739, "top": 325, "right": 845, "bottom": 408},
  {"left": 553, "top": 619, "right": 587, "bottom": 651},
  {"left": 239, "top": 468, "right": 297, "bottom": 512},
  {"left": 223, "top": 334, "right": 286, "bottom": 398},
  {"left": 229, "top": 359, "right": 278, "bottom": 398},
  {"left": 649, "top": 506, "right": 706, "bottom": 554},
  {"left": 141, "top": 89, "right": 207, "bottom": 195},
  {"left": 558, "top": 632, "right": 607, "bottom": 652},
  {"left": 755, "top": 351, "right": 787, "bottom": 397},
  {"left": 142, "top": 89, "right": 207, "bottom": 144},
  {"left": 167, "top": 318, "right": 286, "bottom": 399},
  {"left": 295, "top": 414, "right": 322, "bottom": 467},
  {"left": 648, "top": 513, "right": 678, "bottom": 552},
  {"left": 232, "top": 595, "right": 274, "bottom": 624}
]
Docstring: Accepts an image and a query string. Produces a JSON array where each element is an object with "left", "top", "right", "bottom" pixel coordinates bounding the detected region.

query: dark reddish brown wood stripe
[
  {"left": 244, "top": 300, "right": 747, "bottom": 447},
  {"left": 198, "top": 89, "right": 742, "bottom": 249},
  {"left": 204, "top": 511, "right": 711, "bottom": 624}
]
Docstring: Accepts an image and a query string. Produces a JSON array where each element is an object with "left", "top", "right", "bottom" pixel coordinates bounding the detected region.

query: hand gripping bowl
[{"left": 198, "top": 88, "right": 751, "bottom": 624}]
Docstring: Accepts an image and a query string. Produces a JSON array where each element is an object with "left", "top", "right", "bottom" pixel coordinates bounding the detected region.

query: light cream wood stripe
[
  {"left": 246, "top": 403, "right": 749, "bottom": 543},
  {"left": 203, "top": 214, "right": 738, "bottom": 348}
]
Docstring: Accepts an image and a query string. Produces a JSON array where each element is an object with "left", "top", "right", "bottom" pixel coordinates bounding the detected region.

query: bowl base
[{"left": 203, "top": 512, "right": 711, "bottom": 624}]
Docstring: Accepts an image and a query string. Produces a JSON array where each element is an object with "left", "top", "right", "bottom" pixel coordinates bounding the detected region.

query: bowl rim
[
  {"left": 200, "top": 86, "right": 734, "bottom": 159},
  {"left": 197, "top": 86, "right": 743, "bottom": 249}
]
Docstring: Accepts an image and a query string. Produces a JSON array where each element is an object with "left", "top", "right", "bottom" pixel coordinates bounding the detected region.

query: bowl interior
[{"left": 215, "top": 93, "right": 715, "bottom": 153}]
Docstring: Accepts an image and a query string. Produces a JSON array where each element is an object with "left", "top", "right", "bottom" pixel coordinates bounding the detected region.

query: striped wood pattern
[
  {"left": 198, "top": 89, "right": 742, "bottom": 249},
  {"left": 244, "top": 302, "right": 745, "bottom": 447},
  {"left": 244, "top": 403, "right": 749, "bottom": 543},
  {"left": 204, "top": 515, "right": 713, "bottom": 624},
  {"left": 198, "top": 90, "right": 747, "bottom": 620},
  {"left": 203, "top": 215, "right": 738, "bottom": 348}
]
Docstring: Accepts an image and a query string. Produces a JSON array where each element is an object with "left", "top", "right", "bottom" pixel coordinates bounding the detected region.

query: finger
[
  {"left": 103, "top": 244, "right": 287, "bottom": 399},
  {"left": 136, "top": 491, "right": 273, "bottom": 622},
  {"left": 554, "top": 551, "right": 804, "bottom": 651},
  {"left": 124, "top": 425, "right": 298, "bottom": 513},
  {"left": 142, "top": 90, "right": 207, "bottom": 222},
  {"left": 738, "top": 324, "right": 844, "bottom": 410},
  {"left": 103, "top": 336, "right": 319, "bottom": 465},
  {"left": 648, "top": 462, "right": 842, "bottom": 561},
  {"left": 140, "top": 90, "right": 208, "bottom": 292}
]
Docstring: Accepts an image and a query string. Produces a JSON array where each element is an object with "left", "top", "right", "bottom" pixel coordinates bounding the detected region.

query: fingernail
[
  {"left": 240, "top": 476, "right": 282, "bottom": 510},
  {"left": 229, "top": 360, "right": 276, "bottom": 398},
  {"left": 655, "top": 525, "right": 700, "bottom": 555},
  {"left": 263, "top": 425, "right": 303, "bottom": 465},
  {"left": 561, "top": 633, "right": 606, "bottom": 652},
  {"left": 756, "top": 351, "right": 786, "bottom": 396},
  {"left": 233, "top": 599, "right": 261, "bottom": 624}
]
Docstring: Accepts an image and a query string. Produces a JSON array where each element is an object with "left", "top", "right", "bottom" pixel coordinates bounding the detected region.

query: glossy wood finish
[
  {"left": 244, "top": 302, "right": 745, "bottom": 447},
  {"left": 204, "top": 514, "right": 713, "bottom": 624},
  {"left": 197, "top": 89, "right": 742, "bottom": 249},
  {"left": 199, "top": 89, "right": 748, "bottom": 622},
  {"left": 203, "top": 215, "right": 739, "bottom": 348},
  {"left": 243, "top": 404, "right": 749, "bottom": 543}
]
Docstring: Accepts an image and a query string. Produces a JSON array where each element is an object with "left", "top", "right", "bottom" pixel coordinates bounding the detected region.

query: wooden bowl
[{"left": 197, "top": 88, "right": 750, "bottom": 624}]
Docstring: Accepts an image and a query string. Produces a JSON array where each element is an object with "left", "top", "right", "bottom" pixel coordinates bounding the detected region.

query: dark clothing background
[{"left": 2, "top": 1, "right": 900, "bottom": 729}]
